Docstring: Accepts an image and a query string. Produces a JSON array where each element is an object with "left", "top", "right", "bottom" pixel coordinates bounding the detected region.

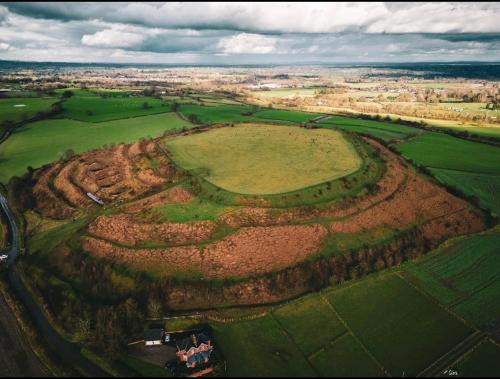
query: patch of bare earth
[
  {"left": 32, "top": 140, "right": 180, "bottom": 219},
  {"left": 81, "top": 224, "right": 327, "bottom": 279},
  {"left": 126, "top": 187, "right": 193, "bottom": 213},
  {"left": 88, "top": 214, "right": 217, "bottom": 246}
]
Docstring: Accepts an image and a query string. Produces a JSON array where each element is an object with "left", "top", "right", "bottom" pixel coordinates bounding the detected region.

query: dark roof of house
[
  {"left": 144, "top": 329, "right": 164, "bottom": 341},
  {"left": 178, "top": 333, "right": 211, "bottom": 351}
]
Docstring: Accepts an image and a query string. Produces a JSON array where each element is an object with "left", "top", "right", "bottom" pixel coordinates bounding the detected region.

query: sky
[{"left": 0, "top": 2, "right": 499, "bottom": 64}]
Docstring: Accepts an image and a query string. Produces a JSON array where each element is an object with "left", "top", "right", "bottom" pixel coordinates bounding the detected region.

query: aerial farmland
[{"left": 0, "top": 2, "right": 499, "bottom": 378}]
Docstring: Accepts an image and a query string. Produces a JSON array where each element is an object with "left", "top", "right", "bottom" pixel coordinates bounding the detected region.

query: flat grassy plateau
[{"left": 164, "top": 124, "right": 362, "bottom": 195}]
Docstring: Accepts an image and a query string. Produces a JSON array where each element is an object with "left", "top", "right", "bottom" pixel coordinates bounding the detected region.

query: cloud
[
  {"left": 0, "top": 2, "right": 499, "bottom": 63},
  {"left": 82, "top": 29, "right": 146, "bottom": 48},
  {"left": 4, "top": 2, "right": 500, "bottom": 34},
  {"left": 217, "top": 33, "right": 278, "bottom": 54},
  {"left": 0, "top": 42, "right": 12, "bottom": 50}
]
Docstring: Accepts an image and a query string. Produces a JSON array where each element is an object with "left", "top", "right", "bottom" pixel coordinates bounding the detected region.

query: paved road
[{"left": 0, "top": 193, "right": 109, "bottom": 377}]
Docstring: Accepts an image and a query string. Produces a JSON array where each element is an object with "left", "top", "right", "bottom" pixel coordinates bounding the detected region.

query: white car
[{"left": 0, "top": 254, "right": 8, "bottom": 262}]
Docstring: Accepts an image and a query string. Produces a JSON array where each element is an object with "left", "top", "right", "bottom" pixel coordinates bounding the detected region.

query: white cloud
[
  {"left": 217, "top": 33, "right": 278, "bottom": 54},
  {"left": 81, "top": 29, "right": 146, "bottom": 48},
  {"left": 5, "top": 2, "right": 500, "bottom": 34},
  {"left": 0, "top": 42, "right": 11, "bottom": 50}
]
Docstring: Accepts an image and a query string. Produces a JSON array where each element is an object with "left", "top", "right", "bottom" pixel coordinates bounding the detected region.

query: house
[
  {"left": 144, "top": 329, "right": 164, "bottom": 346},
  {"left": 176, "top": 333, "right": 213, "bottom": 369}
]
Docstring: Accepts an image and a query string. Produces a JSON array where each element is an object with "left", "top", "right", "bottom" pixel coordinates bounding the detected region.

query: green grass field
[
  {"left": 403, "top": 230, "right": 500, "bottom": 327},
  {"left": 211, "top": 316, "right": 315, "bottom": 377},
  {"left": 430, "top": 168, "right": 500, "bottom": 215},
  {"left": 272, "top": 294, "right": 347, "bottom": 357},
  {"left": 319, "top": 115, "right": 423, "bottom": 142},
  {"left": 253, "top": 108, "right": 321, "bottom": 123},
  {"left": 0, "top": 97, "right": 58, "bottom": 124},
  {"left": 396, "top": 132, "right": 500, "bottom": 174},
  {"left": 310, "top": 334, "right": 384, "bottom": 377},
  {"left": 151, "top": 196, "right": 233, "bottom": 223},
  {"left": 62, "top": 95, "right": 172, "bottom": 122},
  {"left": 178, "top": 103, "right": 320, "bottom": 125},
  {"left": 324, "top": 273, "right": 473, "bottom": 376},
  {"left": 453, "top": 340, "right": 500, "bottom": 377},
  {"left": 0, "top": 113, "right": 192, "bottom": 183},
  {"left": 179, "top": 103, "right": 260, "bottom": 124},
  {"left": 164, "top": 124, "right": 362, "bottom": 194},
  {"left": 209, "top": 271, "right": 477, "bottom": 377}
]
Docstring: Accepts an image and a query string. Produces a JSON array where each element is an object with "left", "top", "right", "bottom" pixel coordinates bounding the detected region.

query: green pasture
[
  {"left": 396, "top": 132, "right": 500, "bottom": 174},
  {"left": 272, "top": 294, "right": 346, "bottom": 357},
  {"left": 318, "top": 115, "right": 423, "bottom": 142},
  {"left": 62, "top": 94, "right": 172, "bottom": 122},
  {"left": 403, "top": 230, "right": 500, "bottom": 327},
  {"left": 253, "top": 108, "right": 321, "bottom": 123},
  {"left": 0, "top": 113, "right": 192, "bottom": 183},
  {"left": 0, "top": 97, "right": 58, "bottom": 124},
  {"left": 454, "top": 340, "right": 500, "bottom": 377},
  {"left": 178, "top": 103, "right": 320, "bottom": 125},
  {"left": 430, "top": 168, "right": 500, "bottom": 215},
  {"left": 310, "top": 334, "right": 384, "bottom": 377},
  {"left": 211, "top": 316, "right": 315, "bottom": 377},
  {"left": 164, "top": 124, "right": 362, "bottom": 195},
  {"left": 179, "top": 103, "right": 259, "bottom": 124},
  {"left": 324, "top": 273, "right": 473, "bottom": 376},
  {"left": 151, "top": 197, "right": 233, "bottom": 223},
  {"left": 209, "top": 271, "right": 477, "bottom": 377}
]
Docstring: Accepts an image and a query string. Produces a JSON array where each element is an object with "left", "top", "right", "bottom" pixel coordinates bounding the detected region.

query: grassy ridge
[
  {"left": 0, "top": 113, "right": 192, "bottom": 183},
  {"left": 164, "top": 124, "right": 362, "bottom": 195}
]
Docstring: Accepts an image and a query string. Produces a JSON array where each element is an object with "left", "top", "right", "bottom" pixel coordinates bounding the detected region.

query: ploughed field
[{"left": 28, "top": 122, "right": 486, "bottom": 284}]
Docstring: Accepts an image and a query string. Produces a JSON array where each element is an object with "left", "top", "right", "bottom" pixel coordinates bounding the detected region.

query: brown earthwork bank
[{"left": 30, "top": 130, "right": 487, "bottom": 309}]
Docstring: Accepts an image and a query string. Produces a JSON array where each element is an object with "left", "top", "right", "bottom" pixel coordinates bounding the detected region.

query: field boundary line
[
  {"left": 319, "top": 293, "right": 391, "bottom": 377},
  {"left": 435, "top": 337, "right": 490, "bottom": 378},
  {"left": 307, "top": 330, "right": 349, "bottom": 361},
  {"left": 269, "top": 312, "right": 321, "bottom": 377},
  {"left": 417, "top": 330, "right": 484, "bottom": 377},
  {"left": 396, "top": 272, "right": 480, "bottom": 333}
]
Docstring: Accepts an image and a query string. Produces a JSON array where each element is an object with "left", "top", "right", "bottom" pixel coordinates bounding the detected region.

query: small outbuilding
[{"left": 144, "top": 329, "right": 164, "bottom": 346}]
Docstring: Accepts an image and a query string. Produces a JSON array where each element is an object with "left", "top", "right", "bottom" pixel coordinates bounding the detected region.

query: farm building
[
  {"left": 144, "top": 329, "right": 164, "bottom": 346},
  {"left": 176, "top": 333, "right": 213, "bottom": 369}
]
